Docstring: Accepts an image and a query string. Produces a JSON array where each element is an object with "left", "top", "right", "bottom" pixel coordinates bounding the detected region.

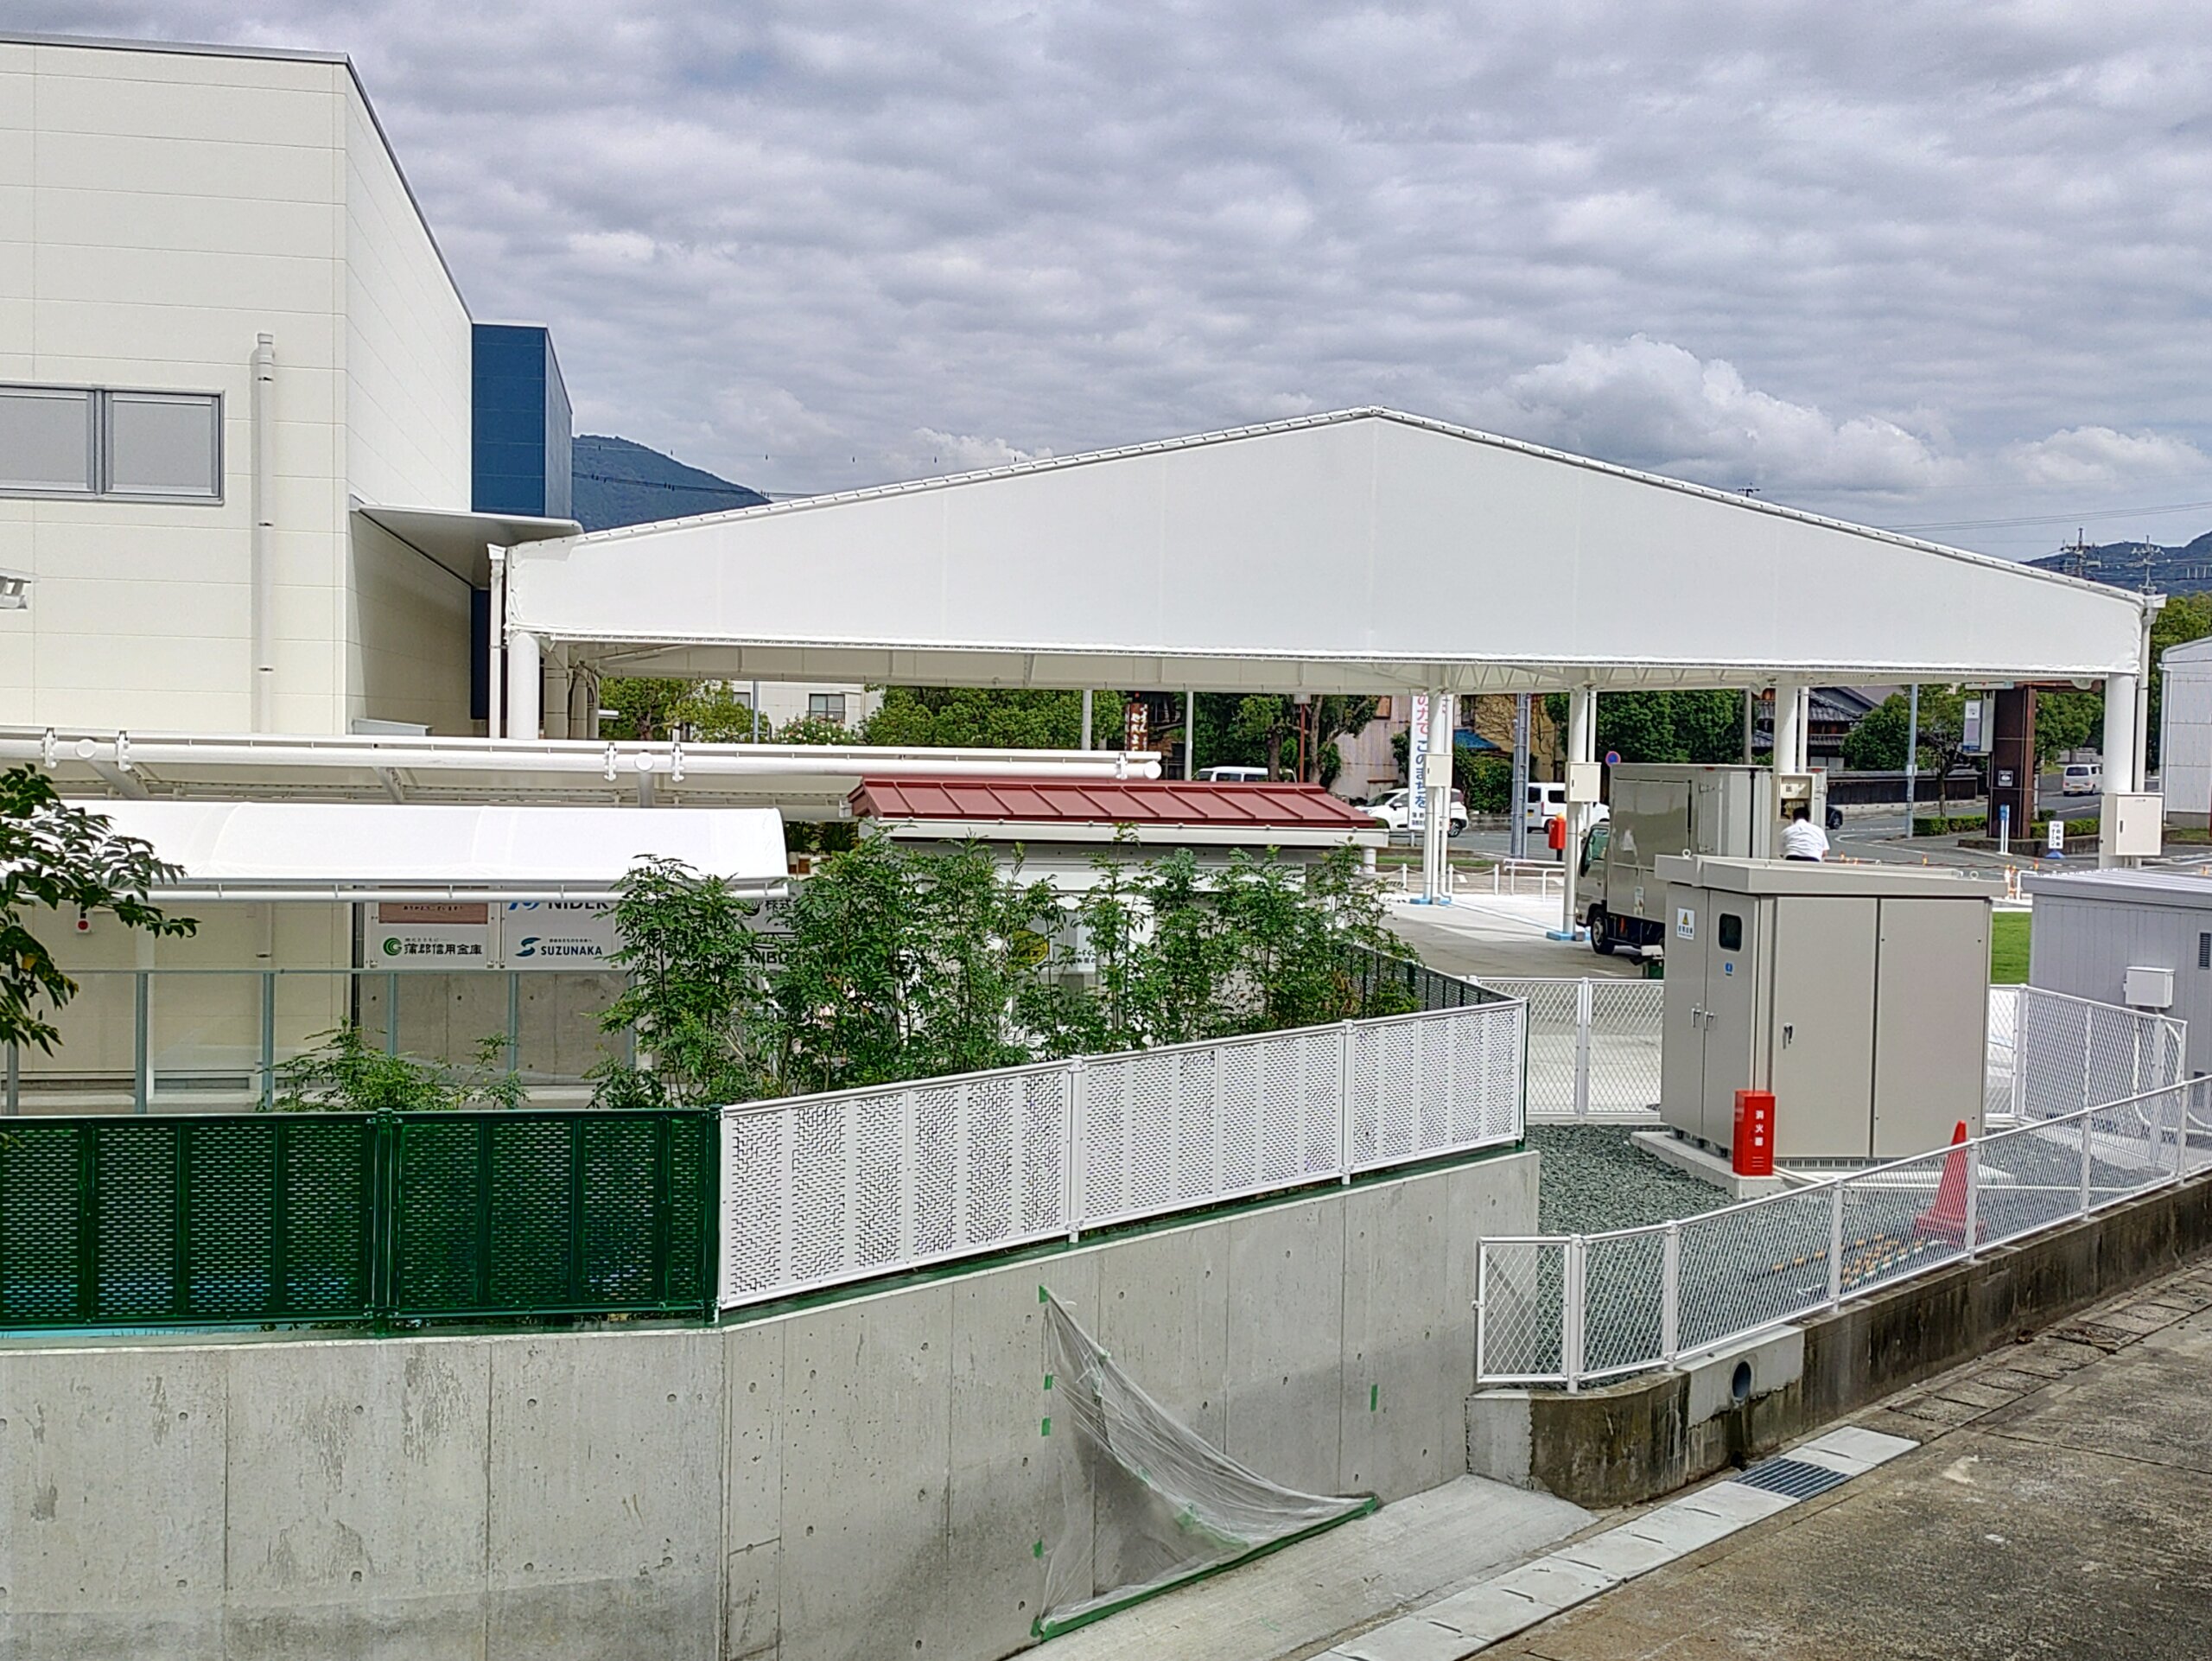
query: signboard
[
  {"left": 1675, "top": 906, "right": 1696, "bottom": 941},
  {"left": 1961, "top": 698, "right": 1988, "bottom": 755},
  {"left": 363, "top": 901, "right": 622, "bottom": 970},
  {"left": 502, "top": 901, "right": 620, "bottom": 969},
  {"left": 2047, "top": 818, "right": 2065, "bottom": 856},
  {"left": 372, "top": 902, "right": 491, "bottom": 969},
  {"left": 1408, "top": 694, "right": 1430, "bottom": 831}
]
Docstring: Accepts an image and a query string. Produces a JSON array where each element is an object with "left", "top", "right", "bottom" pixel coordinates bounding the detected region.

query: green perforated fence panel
[
  {"left": 0, "top": 1116, "right": 376, "bottom": 1327},
  {"left": 383, "top": 1111, "right": 715, "bottom": 1321},
  {"left": 0, "top": 1109, "right": 715, "bottom": 1333}
]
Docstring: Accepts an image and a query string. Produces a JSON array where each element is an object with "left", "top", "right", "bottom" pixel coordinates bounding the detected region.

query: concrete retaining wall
[
  {"left": 0, "top": 1149, "right": 1535, "bottom": 1661},
  {"left": 1469, "top": 1168, "right": 2212, "bottom": 1508}
]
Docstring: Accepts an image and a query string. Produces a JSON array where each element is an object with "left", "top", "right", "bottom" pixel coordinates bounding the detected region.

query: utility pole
[{"left": 1904, "top": 683, "right": 1919, "bottom": 836}]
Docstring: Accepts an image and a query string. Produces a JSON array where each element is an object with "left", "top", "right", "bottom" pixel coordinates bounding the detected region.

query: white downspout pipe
[
  {"left": 486, "top": 547, "right": 507, "bottom": 739},
  {"left": 249, "top": 334, "right": 276, "bottom": 732}
]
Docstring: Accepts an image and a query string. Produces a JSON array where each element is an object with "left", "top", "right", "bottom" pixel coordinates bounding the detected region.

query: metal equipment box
[{"left": 1658, "top": 856, "right": 1993, "bottom": 1161}]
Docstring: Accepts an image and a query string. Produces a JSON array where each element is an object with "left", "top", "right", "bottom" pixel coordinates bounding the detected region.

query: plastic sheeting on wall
[{"left": 1036, "top": 1290, "right": 1375, "bottom": 1639}]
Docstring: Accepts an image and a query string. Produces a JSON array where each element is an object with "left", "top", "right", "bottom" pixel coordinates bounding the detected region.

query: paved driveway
[{"left": 1482, "top": 1257, "right": 2212, "bottom": 1660}]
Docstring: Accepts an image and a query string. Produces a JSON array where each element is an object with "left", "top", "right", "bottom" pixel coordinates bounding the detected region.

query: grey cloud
[{"left": 18, "top": 1, "right": 2212, "bottom": 559}]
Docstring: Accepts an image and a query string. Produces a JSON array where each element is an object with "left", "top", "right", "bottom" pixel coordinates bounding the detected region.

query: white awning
[
  {"left": 86, "top": 801, "right": 789, "bottom": 902},
  {"left": 507, "top": 408, "right": 2154, "bottom": 693},
  {"left": 353, "top": 500, "right": 582, "bottom": 584}
]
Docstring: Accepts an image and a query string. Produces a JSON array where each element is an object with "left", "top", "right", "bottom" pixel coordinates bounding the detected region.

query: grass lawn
[{"left": 1991, "top": 910, "right": 2031, "bottom": 983}]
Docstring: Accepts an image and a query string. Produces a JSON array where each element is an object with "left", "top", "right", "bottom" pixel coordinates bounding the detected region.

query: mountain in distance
[
  {"left": 2025, "top": 531, "right": 2212, "bottom": 595},
  {"left": 569, "top": 434, "right": 770, "bottom": 531}
]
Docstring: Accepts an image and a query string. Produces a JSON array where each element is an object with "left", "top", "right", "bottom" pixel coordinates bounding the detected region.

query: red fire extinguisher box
[{"left": 1732, "top": 1090, "right": 1775, "bottom": 1177}]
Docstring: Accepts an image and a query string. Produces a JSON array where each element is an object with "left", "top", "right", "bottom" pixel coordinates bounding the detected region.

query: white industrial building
[
  {"left": 2158, "top": 634, "right": 2212, "bottom": 824},
  {"left": 0, "top": 32, "right": 531, "bottom": 735}
]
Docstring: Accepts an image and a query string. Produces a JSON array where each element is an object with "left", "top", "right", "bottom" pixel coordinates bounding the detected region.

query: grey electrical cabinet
[{"left": 1657, "top": 856, "right": 1993, "bottom": 1161}]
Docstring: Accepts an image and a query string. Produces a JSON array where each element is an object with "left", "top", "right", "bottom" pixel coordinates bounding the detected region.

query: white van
[
  {"left": 1198, "top": 766, "right": 1268, "bottom": 784},
  {"left": 1522, "top": 780, "right": 1567, "bottom": 832},
  {"left": 2061, "top": 762, "right": 2101, "bottom": 797}
]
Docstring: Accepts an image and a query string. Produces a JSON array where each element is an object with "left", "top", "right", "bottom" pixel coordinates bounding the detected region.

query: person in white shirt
[{"left": 1782, "top": 805, "right": 1828, "bottom": 862}]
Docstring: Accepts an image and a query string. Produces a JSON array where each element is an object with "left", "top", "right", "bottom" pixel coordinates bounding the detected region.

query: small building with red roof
[{"left": 845, "top": 776, "right": 1383, "bottom": 886}]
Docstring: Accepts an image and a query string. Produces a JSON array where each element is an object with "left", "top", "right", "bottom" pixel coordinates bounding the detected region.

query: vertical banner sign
[
  {"left": 1961, "top": 697, "right": 1986, "bottom": 755},
  {"left": 1408, "top": 694, "right": 1430, "bottom": 832},
  {"left": 372, "top": 902, "right": 491, "bottom": 968},
  {"left": 502, "top": 901, "right": 621, "bottom": 969}
]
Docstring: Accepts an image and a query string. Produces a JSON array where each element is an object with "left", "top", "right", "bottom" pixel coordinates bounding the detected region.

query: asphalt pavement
[{"left": 1471, "top": 1253, "right": 2212, "bottom": 1660}]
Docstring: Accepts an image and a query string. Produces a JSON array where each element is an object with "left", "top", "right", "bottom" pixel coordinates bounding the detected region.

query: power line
[{"left": 1886, "top": 498, "right": 2212, "bottom": 534}]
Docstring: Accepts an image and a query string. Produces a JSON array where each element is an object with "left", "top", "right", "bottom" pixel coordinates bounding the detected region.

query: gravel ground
[{"left": 1529, "top": 1123, "right": 1735, "bottom": 1234}]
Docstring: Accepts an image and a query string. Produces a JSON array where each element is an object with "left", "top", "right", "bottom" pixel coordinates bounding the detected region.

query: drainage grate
[{"left": 1726, "top": 1457, "right": 1853, "bottom": 1501}]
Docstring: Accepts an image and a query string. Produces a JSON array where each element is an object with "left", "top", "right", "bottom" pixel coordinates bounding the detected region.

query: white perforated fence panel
[
  {"left": 721, "top": 993, "right": 1528, "bottom": 1311},
  {"left": 1077, "top": 1023, "right": 1347, "bottom": 1228},
  {"left": 1347, "top": 1002, "right": 1526, "bottom": 1172},
  {"left": 721, "top": 1063, "right": 1074, "bottom": 1308}
]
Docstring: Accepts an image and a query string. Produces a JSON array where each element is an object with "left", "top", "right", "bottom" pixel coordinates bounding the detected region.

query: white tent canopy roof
[
  {"left": 87, "top": 801, "right": 789, "bottom": 901},
  {"left": 507, "top": 408, "right": 2154, "bottom": 696}
]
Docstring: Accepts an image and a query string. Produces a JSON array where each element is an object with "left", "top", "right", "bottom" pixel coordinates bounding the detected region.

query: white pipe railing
[
  {"left": 1478, "top": 1071, "right": 2201, "bottom": 1390},
  {"left": 718, "top": 998, "right": 1527, "bottom": 1311},
  {"left": 1476, "top": 977, "right": 1664, "bottom": 1121}
]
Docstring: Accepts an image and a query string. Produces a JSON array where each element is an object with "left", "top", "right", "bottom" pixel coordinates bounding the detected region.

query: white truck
[{"left": 1574, "top": 764, "right": 1829, "bottom": 955}]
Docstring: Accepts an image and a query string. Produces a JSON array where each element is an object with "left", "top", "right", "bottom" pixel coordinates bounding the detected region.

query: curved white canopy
[
  {"left": 507, "top": 409, "right": 2152, "bottom": 695},
  {"left": 89, "top": 801, "right": 789, "bottom": 901}
]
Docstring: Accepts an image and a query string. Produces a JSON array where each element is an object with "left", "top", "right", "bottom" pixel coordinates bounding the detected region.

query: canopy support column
[
  {"left": 2101, "top": 671, "right": 2139, "bottom": 869},
  {"left": 1419, "top": 690, "right": 1454, "bottom": 905},
  {"left": 507, "top": 628, "right": 543, "bottom": 741},
  {"left": 1080, "top": 690, "right": 1094, "bottom": 750},
  {"left": 1774, "top": 682, "right": 1805, "bottom": 777},
  {"left": 1555, "top": 686, "right": 1594, "bottom": 939}
]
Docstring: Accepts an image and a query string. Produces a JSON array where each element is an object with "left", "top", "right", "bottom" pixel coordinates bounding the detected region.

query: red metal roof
[{"left": 849, "top": 777, "right": 1379, "bottom": 830}]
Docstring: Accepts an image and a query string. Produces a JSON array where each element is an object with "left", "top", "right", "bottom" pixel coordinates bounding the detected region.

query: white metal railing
[
  {"left": 1478, "top": 977, "right": 1664, "bottom": 1121},
  {"left": 2012, "top": 984, "right": 2186, "bottom": 1123},
  {"left": 1478, "top": 1073, "right": 2203, "bottom": 1389},
  {"left": 718, "top": 998, "right": 1527, "bottom": 1310}
]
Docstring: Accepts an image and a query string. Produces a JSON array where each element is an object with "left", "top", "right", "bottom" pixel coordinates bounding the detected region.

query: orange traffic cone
[{"left": 1916, "top": 1121, "right": 1973, "bottom": 1243}]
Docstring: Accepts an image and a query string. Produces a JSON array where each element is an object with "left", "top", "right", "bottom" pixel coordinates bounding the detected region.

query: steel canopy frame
[{"left": 503, "top": 408, "right": 2155, "bottom": 697}]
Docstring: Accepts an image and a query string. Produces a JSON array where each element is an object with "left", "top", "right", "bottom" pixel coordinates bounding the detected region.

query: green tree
[
  {"left": 599, "top": 677, "right": 765, "bottom": 741},
  {"left": 1842, "top": 689, "right": 1972, "bottom": 805},
  {"left": 0, "top": 768, "right": 195, "bottom": 1053},
  {"left": 774, "top": 713, "right": 851, "bottom": 746},
  {"left": 1193, "top": 693, "right": 1380, "bottom": 781},
  {"left": 1452, "top": 748, "right": 1512, "bottom": 813},
  {"left": 271, "top": 1028, "right": 523, "bottom": 1113},
  {"left": 1539, "top": 690, "right": 1744, "bottom": 768},
  {"left": 591, "top": 856, "right": 774, "bottom": 1109},
  {"left": 861, "top": 687, "right": 1095, "bottom": 748},
  {"left": 2034, "top": 690, "right": 2101, "bottom": 767}
]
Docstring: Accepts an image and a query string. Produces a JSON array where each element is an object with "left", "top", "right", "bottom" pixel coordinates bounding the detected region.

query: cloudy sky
[{"left": 29, "top": 2, "right": 2212, "bottom": 557}]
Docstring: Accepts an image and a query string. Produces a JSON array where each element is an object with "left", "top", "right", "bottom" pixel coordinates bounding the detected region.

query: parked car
[
  {"left": 1198, "top": 766, "right": 1269, "bottom": 783},
  {"left": 2062, "top": 762, "right": 2101, "bottom": 797},
  {"left": 1366, "top": 787, "right": 1469, "bottom": 836}
]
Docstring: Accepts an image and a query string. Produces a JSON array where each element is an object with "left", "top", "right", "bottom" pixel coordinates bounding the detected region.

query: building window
[
  {"left": 808, "top": 693, "right": 847, "bottom": 723},
  {"left": 2199, "top": 932, "right": 2209, "bottom": 971},
  {"left": 0, "top": 385, "right": 221, "bottom": 502}
]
